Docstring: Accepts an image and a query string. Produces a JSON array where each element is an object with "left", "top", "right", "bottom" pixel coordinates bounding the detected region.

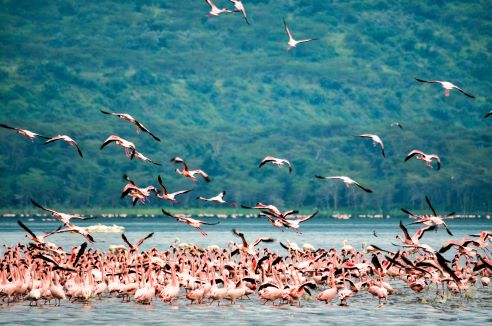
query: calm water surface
[{"left": 0, "top": 215, "right": 491, "bottom": 325}]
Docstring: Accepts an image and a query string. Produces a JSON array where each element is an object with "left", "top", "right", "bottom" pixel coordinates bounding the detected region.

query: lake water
[{"left": 0, "top": 215, "right": 491, "bottom": 325}]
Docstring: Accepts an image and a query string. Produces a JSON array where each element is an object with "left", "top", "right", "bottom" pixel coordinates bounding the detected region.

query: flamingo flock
[{"left": 0, "top": 225, "right": 490, "bottom": 307}]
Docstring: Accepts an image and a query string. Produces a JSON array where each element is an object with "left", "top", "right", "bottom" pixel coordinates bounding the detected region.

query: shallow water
[{"left": 0, "top": 215, "right": 491, "bottom": 325}]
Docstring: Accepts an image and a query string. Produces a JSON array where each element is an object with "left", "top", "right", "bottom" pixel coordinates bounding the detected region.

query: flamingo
[
  {"left": 156, "top": 175, "right": 193, "bottom": 203},
  {"left": 205, "top": 0, "right": 232, "bottom": 16},
  {"left": 263, "top": 210, "right": 319, "bottom": 234},
  {"left": 196, "top": 191, "right": 236, "bottom": 206},
  {"left": 403, "top": 196, "right": 455, "bottom": 235},
  {"left": 161, "top": 209, "right": 219, "bottom": 236},
  {"left": 259, "top": 156, "right": 292, "bottom": 173},
  {"left": 44, "top": 224, "right": 95, "bottom": 243},
  {"left": 132, "top": 150, "right": 161, "bottom": 165},
  {"left": 30, "top": 199, "right": 95, "bottom": 227},
  {"left": 170, "top": 157, "right": 211, "bottom": 183},
  {"left": 121, "top": 232, "right": 154, "bottom": 252},
  {"left": 229, "top": 0, "right": 249, "bottom": 25},
  {"left": 390, "top": 122, "right": 403, "bottom": 129},
  {"left": 0, "top": 124, "right": 49, "bottom": 142},
  {"left": 404, "top": 149, "right": 441, "bottom": 170},
  {"left": 16, "top": 220, "right": 60, "bottom": 247},
  {"left": 415, "top": 78, "right": 475, "bottom": 98},
  {"left": 231, "top": 229, "right": 274, "bottom": 257},
  {"left": 121, "top": 184, "right": 158, "bottom": 206},
  {"left": 315, "top": 175, "right": 373, "bottom": 193},
  {"left": 100, "top": 135, "right": 136, "bottom": 159},
  {"left": 355, "top": 134, "right": 385, "bottom": 157},
  {"left": 395, "top": 220, "right": 436, "bottom": 246},
  {"left": 44, "top": 135, "right": 83, "bottom": 157},
  {"left": 100, "top": 109, "right": 160, "bottom": 141},
  {"left": 283, "top": 18, "right": 318, "bottom": 49}
]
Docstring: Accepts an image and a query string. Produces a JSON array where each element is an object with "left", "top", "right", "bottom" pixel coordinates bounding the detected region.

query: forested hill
[{"left": 0, "top": 0, "right": 491, "bottom": 213}]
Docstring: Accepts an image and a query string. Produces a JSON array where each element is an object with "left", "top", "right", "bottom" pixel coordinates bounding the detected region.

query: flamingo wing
[
  {"left": 283, "top": 19, "right": 293, "bottom": 40},
  {"left": 425, "top": 196, "right": 438, "bottom": 216},
  {"left": 404, "top": 150, "right": 423, "bottom": 161},
  {"left": 17, "top": 220, "right": 38, "bottom": 239},
  {"left": 415, "top": 78, "right": 441, "bottom": 84},
  {"left": 73, "top": 242, "right": 87, "bottom": 267},
  {"left": 452, "top": 85, "right": 475, "bottom": 98},
  {"left": 135, "top": 232, "right": 154, "bottom": 247}
]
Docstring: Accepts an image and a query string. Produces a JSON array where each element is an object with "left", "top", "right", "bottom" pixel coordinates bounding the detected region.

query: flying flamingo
[
  {"left": 355, "top": 134, "right": 385, "bottom": 157},
  {"left": 100, "top": 135, "right": 136, "bottom": 159},
  {"left": 44, "top": 135, "right": 83, "bottom": 157},
  {"left": 156, "top": 175, "right": 193, "bottom": 203},
  {"left": 231, "top": 229, "right": 274, "bottom": 257},
  {"left": 132, "top": 150, "right": 161, "bottom": 165},
  {"left": 196, "top": 191, "right": 236, "bottom": 206},
  {"left": 205, "top": 0, "right": 232, "bottom": 16},
  {"left": 100, "top": 109, "right": 160, "bottom": 141},
  {"left": 259, "top": 156, "right": 292, "bottom": 173},
  {"left": 284, "top": 18, "right": 318, "bottom": 50},
  {"left": 30, "top": 199, "right": 95, "bottom": 226},
  {"left": 170, "top": 157, "right": 211, "bottom": 183},
  {"left": 44, "top": 224, "right": 95, "bottom": 243},
  {"left": 0, "top": 124, "right": 49, "bottom": 142},
  {"left": 402, "top": 196, "right": 455, "bottom": 235},
  {"left": 121, "top": 232, "right": 154, "bottom": 252},
  {"left": 415, "top": 78, "right": 475, "bottom": 98},
  {"left": 315, "top": 175, "right": 373, "bottom": 193},
  {"left": 395, "top": 220, "right": 436, "bottom": 246},
  {"left": 404, "top": 149, "right": 441, "bottom": 170},
  {"left": 161, "top": 209, "right": 219, "bottom": 236},
  {"left": 262, "top": 210, "right": 319, "bottom": 234},
  {"left": 229, "top": 0, "right": 249, "bottom": 24},
  {"left": 16, "top": 220, "right": 61, "bottom": 247}
]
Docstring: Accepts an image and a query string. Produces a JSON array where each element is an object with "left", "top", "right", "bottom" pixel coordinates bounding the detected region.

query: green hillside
[{"left": 1, "top": 0, "right": 491, "bottom": 212}]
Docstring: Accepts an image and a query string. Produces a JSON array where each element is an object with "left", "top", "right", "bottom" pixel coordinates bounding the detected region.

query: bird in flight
[
  {"left": 229, "top": 0, "right": 249, "bottom": 25},
  {"left": 156, "top": 175, "right": 193, "bottom": 203},
  {"left": 170, "top": 157, "right": 211, "bottom": 183},
  {"left": 315, "top": 175, "right": 373, "bottom": 193},
  {"left": 100, "top": 135, "right": 136, "bottom": 159},
  {"left": 197, "top": 191, "right": 236, "bottom": 206},
  {"left": 283, "top": 18, "right": 318, "bottom": 50},
  {"left": 161, "top": 209, "right": 219, "bottom": 236},
  {"left": 415, "top": 78, "right": 475, "bottom": 98},
  {"left": 404, "top": 150, "right": 441, "bottom": 170},
  {"left": 355, "top": 134, "right": 385, "bottom": 157},
  {"left": 0, "top": 124, "right": 50, "bottom": 142},
  {"left": 44, "top": 135, "right": 83, "bottom": 158},
  {"left": 205, "top": 0, "right": 232, "bottom": 16},
  {"left": 100, "top": 109, "right": 160, "bottom": 141},
  {"left": 259, "top": 156, "right": 292, "bottom": 173}
]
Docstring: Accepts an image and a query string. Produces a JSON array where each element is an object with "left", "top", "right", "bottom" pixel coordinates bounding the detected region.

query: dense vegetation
[{"left": 1, "top": 0, "right": 491, "bottom": 213}]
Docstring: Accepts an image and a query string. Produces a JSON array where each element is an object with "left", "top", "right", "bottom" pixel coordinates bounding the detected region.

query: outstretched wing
[
  {"left": 73, "top": 242, "right": 87, "bottom": 267},
  {"left": 121, "top": 233, "right": 133, "bottom": 247},
  {"left": 404, "top": 150, "right": 423, "bottom": 161},
  {"left": 31, "top": 199, "right": 56, "bottom": 215},
  {"left": 17, "top": 220, "right": 37, "bottom": 239},
  {"left": 283, "top": 19, "right": 293, "bottom": 39},
  {"left": 135, "top": 232, "right": 154, "bottom": 247},
  {"left": 425, "top": 196, "right": 437, "bottom": 216},
  {"left": 452, "top": 85, "right": 475, "bottom": 98},
  {"left": 415, "top": 78, "right": 440, "bottom": 84},
  {"left": 354, "top": 181, "right": 373, "bottom": 193}
]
